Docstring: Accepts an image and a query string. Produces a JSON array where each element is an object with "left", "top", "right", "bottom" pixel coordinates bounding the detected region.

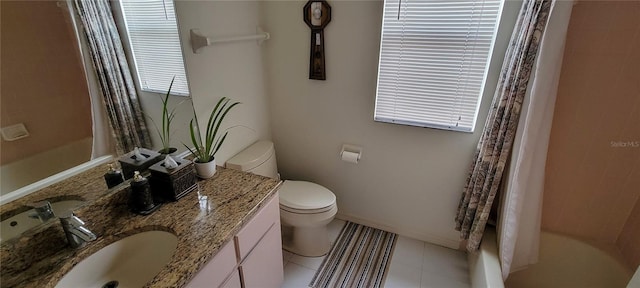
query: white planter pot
[{"left": 194, "top": 158, "right": 216, "bottom": 179}]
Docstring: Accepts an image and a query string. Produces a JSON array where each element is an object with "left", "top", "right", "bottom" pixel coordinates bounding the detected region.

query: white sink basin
[
  {"left": 0, "top": 200, "right": 84, "bottom": 242},
  {"left": 56, "top": 230, "right": 178, "bottom": 288}
]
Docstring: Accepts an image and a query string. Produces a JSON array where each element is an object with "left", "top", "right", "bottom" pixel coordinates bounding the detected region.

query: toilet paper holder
[{"left": 340, "top": 144, "right": 362, "bottom": 163}]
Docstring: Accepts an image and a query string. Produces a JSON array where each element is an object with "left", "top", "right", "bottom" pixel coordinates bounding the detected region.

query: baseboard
[{"left": 335, "top": 212, "right": 460, "bottom": 249}]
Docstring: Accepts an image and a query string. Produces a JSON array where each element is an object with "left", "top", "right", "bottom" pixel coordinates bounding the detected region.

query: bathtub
[
  {"left": 0, "top": 137, "right": 93, "bottom": 194},
  {"left": 471, "top": 228, "right": 635, "bottom": 288},
  {"left": 0, "top": 138, "right": 115, "bottom": 205}
]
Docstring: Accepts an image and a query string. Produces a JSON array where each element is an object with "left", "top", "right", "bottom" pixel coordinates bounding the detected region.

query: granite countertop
[{"left": 0, "top": 166, "right": 281, "bottom": 288}]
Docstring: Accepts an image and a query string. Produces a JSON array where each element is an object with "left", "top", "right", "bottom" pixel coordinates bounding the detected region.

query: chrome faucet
[
  {"left": 28, "top": 201, "right": 55, "bottom": 222},
  {"left": 59, "top": 211, "right": 97, "bottom": 248}
]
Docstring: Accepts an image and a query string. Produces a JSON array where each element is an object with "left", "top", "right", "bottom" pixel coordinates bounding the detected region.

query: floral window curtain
[
  {"left": 455, "top": 0, "right": 553, "bottom": 251},
  {"left": 73, "top": 0, "right": 151, "bottom": 154}
]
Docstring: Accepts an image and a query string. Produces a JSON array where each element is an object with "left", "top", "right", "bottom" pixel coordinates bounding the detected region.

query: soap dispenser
[
  {"left": 129, "top": 171, "right": 160, "bottom": 215},
  {"left": 104, "top": 164, "right": 124, "bottom": 188}
]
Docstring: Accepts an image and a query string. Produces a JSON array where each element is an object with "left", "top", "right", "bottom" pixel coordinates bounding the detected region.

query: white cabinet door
[
  {"left": 221, "top": 270, "right": 242, "bottom": 288},
  {"left": 239, "top": 224, "right": 284, "bottom": 288},
  {"left": 187, "top": 241, "right": 237, "bottom": 288},
  {"left": 234, "top": 194, "right": 280, "bottom": 261}
]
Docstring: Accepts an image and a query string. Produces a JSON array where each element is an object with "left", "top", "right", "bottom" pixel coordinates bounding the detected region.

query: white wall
[
  {"left": 174, "top": 0, "right": 272, "bottom": 164},
  {"left": 262, "top": 0, "right": 520, "bottom": 248}
]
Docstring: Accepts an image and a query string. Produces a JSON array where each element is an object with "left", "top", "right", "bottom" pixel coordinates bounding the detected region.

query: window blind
[
  {"left": 119, "top": 0, "right": 189, "bottom": 96},
  {"left": 375, "top": 0, "right": 503, "bottom": 132}
]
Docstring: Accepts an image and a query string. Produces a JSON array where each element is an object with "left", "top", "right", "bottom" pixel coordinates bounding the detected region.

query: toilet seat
[
  {"left": 280, "top": 203, "right": 335, "bottom": 214},
  {"left": 279, "top": 180, "right": 336, "bottom": 214}
]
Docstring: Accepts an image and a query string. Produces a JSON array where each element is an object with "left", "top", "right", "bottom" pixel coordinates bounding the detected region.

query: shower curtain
[
  {"left": 455, "top": 0, "right": 553, "bottom": 252},
  {"left": 498, "top": 0, "right": 574, "bottom": 279},
  {"left": 63, "top": 0, "right": 116, "bottom": 159},
  {"left": 72, "top": 0, "right": 151, "bottom": 154}
]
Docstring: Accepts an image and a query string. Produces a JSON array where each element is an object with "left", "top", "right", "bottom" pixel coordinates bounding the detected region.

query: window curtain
[
  {"left": 72, "top": 0, "right": 151, "bottom": 154},
  {"left": 455, "top": 0, "right": 553, "bottom": 252}
]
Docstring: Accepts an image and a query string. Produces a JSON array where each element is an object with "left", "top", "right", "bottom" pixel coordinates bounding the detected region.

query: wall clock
[{"left": 303, "top": 0, "right": 331, "bottom": 80}]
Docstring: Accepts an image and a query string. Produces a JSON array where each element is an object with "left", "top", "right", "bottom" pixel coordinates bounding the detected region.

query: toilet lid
[{"left": 279, "top": 180, "right": 336, "bottom": 211}]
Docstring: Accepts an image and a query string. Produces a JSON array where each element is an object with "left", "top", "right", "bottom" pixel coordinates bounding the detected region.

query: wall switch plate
[{"left": 1, "top": 123, "right": 29, "bottom": 141}]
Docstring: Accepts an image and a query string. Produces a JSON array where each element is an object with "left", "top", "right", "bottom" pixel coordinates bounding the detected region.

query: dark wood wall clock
[{"left": 303, "top": 0, "right": 331, "bottom": 80}]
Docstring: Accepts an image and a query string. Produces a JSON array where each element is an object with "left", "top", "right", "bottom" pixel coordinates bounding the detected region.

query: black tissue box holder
[
  {"left": 149, "top": 158, "right": 198, "bottom": 202},
  {"left": 118, "top": 148, "right": 162, "bottom": 179}
]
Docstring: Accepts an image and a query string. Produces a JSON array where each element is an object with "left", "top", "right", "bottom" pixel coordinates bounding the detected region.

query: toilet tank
[{"left": 226, "top": 140, "right": 278, "bottom": 179}]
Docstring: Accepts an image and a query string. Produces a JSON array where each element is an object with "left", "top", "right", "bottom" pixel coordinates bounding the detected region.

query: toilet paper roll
[{"left": 341, "top": 151, "right": 360, "bottom": 164}]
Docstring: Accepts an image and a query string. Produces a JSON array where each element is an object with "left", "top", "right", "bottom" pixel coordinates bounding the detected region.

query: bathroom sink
[
  {"left": 56, "top": 230, "right": 178, "bottom": 288},
  {"left": 0, "top": 200, "right": 84, "bottom": 242}
]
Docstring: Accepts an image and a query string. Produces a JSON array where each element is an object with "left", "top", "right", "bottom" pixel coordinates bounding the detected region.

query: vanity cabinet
[{"left": 187, "top": 193, "right": 283, "bottom": 288}]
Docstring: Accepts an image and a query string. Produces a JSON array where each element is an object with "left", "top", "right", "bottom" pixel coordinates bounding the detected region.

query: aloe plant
[{"left": 186, "top": 97, "right": 240, "bottom": 163}]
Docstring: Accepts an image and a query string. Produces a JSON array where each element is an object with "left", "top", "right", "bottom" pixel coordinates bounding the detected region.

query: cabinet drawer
[
  {"left": 234, "top": 192, "right": 280, "bottom": 261},
  {"left": 238, "top": 224, "right": 284, "bottom": 288},
  {"left": 187, "top": 240, "right": 236, "bottom": 288}
]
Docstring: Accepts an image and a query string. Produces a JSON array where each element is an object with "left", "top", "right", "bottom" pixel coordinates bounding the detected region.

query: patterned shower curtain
[
  {"left": 73, "top": 0, "right": 151, "bottom": 154},
  {"left": 455, "top": 0, "right": 553, "bottom": 252}
]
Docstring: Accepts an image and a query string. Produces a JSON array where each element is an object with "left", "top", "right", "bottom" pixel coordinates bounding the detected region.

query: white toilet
[{"left": 226, "top": 140, "right": 337, "bottom": 257}]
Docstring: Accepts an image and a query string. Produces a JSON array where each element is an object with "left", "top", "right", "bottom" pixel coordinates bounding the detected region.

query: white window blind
[
  {"left": 119, "top": 0, "right": 189, "bottom": 96},
  {"left": 375, "top": 0, "right": 503, "bottom": 132}
]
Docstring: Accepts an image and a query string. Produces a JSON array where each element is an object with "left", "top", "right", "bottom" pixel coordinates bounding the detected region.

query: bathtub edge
[{"left": 469, "top": 226, "right": 505, "bottom": 288}]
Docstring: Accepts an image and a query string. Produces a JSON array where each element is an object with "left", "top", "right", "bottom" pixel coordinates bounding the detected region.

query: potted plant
[
  {"left": 185, "top": 97, "right": 240, "bottom": 178},
  {"left": 149, "top": 77, "right": 182, "bottom": 156}
]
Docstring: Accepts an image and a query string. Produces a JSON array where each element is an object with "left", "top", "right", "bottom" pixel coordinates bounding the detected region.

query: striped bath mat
[{"left": 310, "top": 222, "right": 398, "bottom": 288}]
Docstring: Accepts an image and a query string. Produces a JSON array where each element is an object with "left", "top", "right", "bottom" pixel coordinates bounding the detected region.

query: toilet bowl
[
  {"left": 226, "top": 141, "right": 338, "bottom": 256},
  {"left": 279, "top": 180, "right": 337, "bottom": 256}
]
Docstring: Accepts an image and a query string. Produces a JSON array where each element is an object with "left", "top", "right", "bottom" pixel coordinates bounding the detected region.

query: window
[
  {"left": 375, "top": 0, "right": 503, "bottom": 132},
  {"left": 119, "top": 0, "right": 189, "bottom": 96}
]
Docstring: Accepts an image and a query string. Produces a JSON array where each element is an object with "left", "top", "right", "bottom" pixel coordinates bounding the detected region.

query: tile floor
[{"left": 281, "top": 219, "right": 471, "bottom": 288}]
